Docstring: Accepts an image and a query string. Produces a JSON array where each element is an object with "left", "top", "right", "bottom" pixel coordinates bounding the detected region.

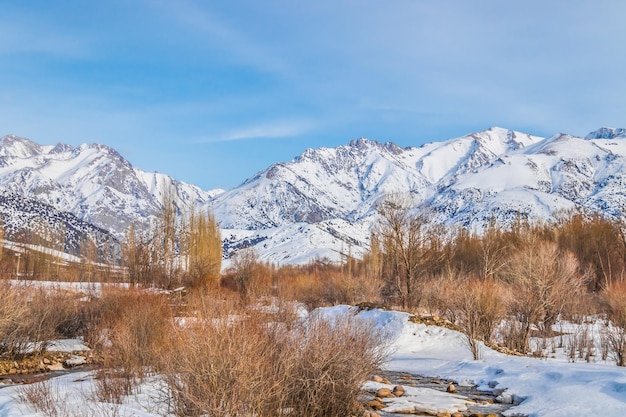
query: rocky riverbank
[{"left": 363, "top": 371, "right": 524, "bottom": 417}]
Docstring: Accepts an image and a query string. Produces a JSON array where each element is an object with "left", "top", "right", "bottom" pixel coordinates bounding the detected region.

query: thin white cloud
[{"left": 197, "top": 121, "right": 315, "bottom": 143}]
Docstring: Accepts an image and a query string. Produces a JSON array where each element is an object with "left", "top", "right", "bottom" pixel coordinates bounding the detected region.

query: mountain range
[{"left": 1, "top": 126, "right": 625, "bottom": 265}]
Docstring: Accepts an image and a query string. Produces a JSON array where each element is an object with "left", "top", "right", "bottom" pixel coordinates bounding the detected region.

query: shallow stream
[{"left": 374, "top": 370, "right": 522, "bottom": 417}]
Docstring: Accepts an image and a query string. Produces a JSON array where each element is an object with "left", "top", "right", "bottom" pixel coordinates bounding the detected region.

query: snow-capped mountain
[
  {"left": 213, "top": 126, "right": 626, "bottom": 264},
  {"left": 0, "top": 135, "right": 222, "bottom": 237},
  {"left": 2, "top": 127, "right": 626, "bottom": 265},
  {"left": 212, "top": 127, "right": 545, "bottom": 262},
  {"left": 428, "top": 131, "right": 626, "bottom": 228},
  {"left": 212, "top": 127, "right": 542, "bottom": 230}
]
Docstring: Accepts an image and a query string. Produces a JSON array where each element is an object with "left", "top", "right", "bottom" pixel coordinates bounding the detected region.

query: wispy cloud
[
  {"left": 196, "top": 120, "right": 315, "bottom": 143},
  {"left": 144, "top": 0, "right": 293, "bottom": 78}
]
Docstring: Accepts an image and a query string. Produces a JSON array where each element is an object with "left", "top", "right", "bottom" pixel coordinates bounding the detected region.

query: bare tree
[{"left": 375, "top": 194, "right": 440, "bottom": 308}]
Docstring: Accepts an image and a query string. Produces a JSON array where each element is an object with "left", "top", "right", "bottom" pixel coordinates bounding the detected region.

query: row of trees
[
  {"left": 362, "top": 194, "right": 626, "bottom": 357},
  {"left": 372, "top": 195, "right": 626, "bottom": 308},
  {"left": 122, "top": 191, "right": 222, "bottom": 288}
]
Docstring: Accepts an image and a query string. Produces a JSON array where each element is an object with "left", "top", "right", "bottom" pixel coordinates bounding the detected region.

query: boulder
[
  {"left": 376, "top": 387, "right": 395, "bottom": 398},
  {"left": 392, "top": 385, "right": 406, "bottom": 397},
  {"left": 47, "top": 362, "right": 65, "bottom": 371},
  {"left": 366, "top": 399, "right": 385, "bottom": 411},
  {"left": 64, "top": 355, "right": 86, "bottom": 367}
]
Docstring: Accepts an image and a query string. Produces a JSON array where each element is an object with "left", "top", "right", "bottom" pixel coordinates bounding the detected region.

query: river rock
[
  {"left": 392, "top": 385, "right": 406, "bottom": 397},
  {"left": 495, "top": 392, "right": 513, "bottom": 404},
  {"left": 64, "top": 355, "right": 86, "bottom": 367},
  {"left": 366, "top": 398, "right": 385, "bottom": 410},
  {"left": 47, "top": 362, "right": 65, "bottom": 371},
  {"left": 376, "top": 387, "right": 395, "bottom": 398}
]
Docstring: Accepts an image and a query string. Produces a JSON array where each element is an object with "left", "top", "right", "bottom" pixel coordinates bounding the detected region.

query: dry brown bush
[
  {"left": 285, "top": 312, "right": 387, "bottom": 416},
  {"left": 0, "top": 282, "right": 31, "bottom": 356},
  {"left": 0, "top": 284, "right": 88, "bottom": 358},
  {"left": 602, "top": 281, "right": 626, "bottom": 366},
  {"left": 95, "top": 288, "right": 173, "bottom": 397},
  {"left": 162, "top": 300, "right": 386, "bottom": 417},
  {"left": 556, "top": 214, "right": 626, "bottom": 289},
  {"left": 271, "top": 261, "right": 383, "bottom": 309},
  {"left": 502, "top": 240, "right": 586, "bottom": 352},
  {"left": 453, "top": 278, "right": 508, "bottom": 359}
]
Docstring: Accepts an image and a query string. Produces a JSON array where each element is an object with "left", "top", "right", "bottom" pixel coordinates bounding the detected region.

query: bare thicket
[
  {"left": 97, "top": 289, "right": 173, "bottom": 397},
  {"left": 18, "top": 380, "right": 70, "bottom": 417},
  {"left": 0, "top": 281, "right": 30, "bottom": 356},
  {"left": 502, "top": 240, "right": 586, "bottom": 352},
  {"left": 162, "top": 299, "right": 386, "bottom": 417},
  {"left": 229, "top": 246, "right": 263, "bottom": 302},
  {"left": 0, "top": 283, "right": 89, "bottom": 358},
  {"left": 454, "top": 278, "right": 508, "bottom": 359},
  {"left": 602, "top": 281, "right": 626, "bottom": 366}
]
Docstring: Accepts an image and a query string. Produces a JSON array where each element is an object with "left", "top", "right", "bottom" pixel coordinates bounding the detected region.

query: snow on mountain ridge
[
  {"left": 0, "top": 134, "right": 219, "bottom": 237},
  {"left": 2, "top": 127, "right": 626, "bottom": 266},
  {"left": 585, "top": 127, "right": 626, "bottom": 140},
  {"left": 213, "top": 127, "right": 542, "bottom": 227}
]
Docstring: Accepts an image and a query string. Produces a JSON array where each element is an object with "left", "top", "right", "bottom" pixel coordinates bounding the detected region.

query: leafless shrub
[
  {"left": 603, "top": 324, "right": 626, "bottom": 366},
  {"left": 286, "top": 312, "right": 387, "bottom": 416},
  {"left": 162, "top": 302, "right": 386, "bottom": 417},
  {"left": 20, "top": 378, "right": 131, "bottom": 417},
  {"left": 0, "top": 282, "right": 31, "bottom": 357},
  {"left": 91, "top": 369, "right": 130, "bottom": 405},
  {"left": 0, "top": 284, "right": 80, "bottom": 358},
  {"left": 163, "top": 306, "right": 290, "bottom": 416},
  {"left": 96, "top": 289, "right": 173, "bottom": 398},
  {"left": 499, "top": 319, "right": 528, "bottom": 354},
  {"left": 503, "top": 240, "right": 586, "bottom": 352},
  {"left": 448, "top": 278, "right": 507, "bottom": 359},
  {"left": 602, "top": 281, "right": 626, "bottom": 366},
  {"left": 599, "top": 324, "right": 611, "bottom": 361},
  {"left": 18, "top": 380, "right": 70, "bottom": 417},
  {"left": 566, "top": 325, "right": 594, "bottom": 363}
]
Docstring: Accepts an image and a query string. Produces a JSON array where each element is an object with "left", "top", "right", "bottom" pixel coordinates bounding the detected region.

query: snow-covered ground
[
  {"left": 2, "top": 306, "right": 626, "bottom": 416},
  {"left": 356, "top": 306, "right": 626, "bottom": 417}
]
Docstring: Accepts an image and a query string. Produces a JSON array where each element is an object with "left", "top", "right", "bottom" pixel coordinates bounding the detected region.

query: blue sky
[{"left": 1, "top": 0, "right": 624, "bottom": 190}]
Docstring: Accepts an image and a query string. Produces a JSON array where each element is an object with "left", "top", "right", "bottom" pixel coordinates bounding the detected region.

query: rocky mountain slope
[
  {"left": 1, "top": 127, "right": 625, "bottom": 265},
  {"left": 0, "top": 135, "right": 221, "bottom": 237},
  {"left": 0, "top": 190, "right": 118, "bottom": 258}
]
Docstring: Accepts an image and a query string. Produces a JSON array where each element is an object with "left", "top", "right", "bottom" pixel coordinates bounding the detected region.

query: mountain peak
[
  {"left": 346, "top": 137, "right": 405, "bottom": 155},
  {"left": 0, "top": 134, "right": 44, "bottom": 158},
  {"left": 585, "top": 127, "right": 626, "bottom": 140}
]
